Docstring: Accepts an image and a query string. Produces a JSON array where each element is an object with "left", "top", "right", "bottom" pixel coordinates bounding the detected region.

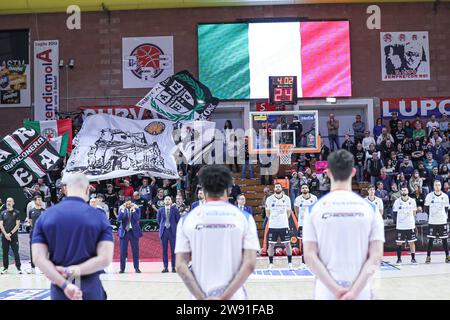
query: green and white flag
[
  {"left": 136, "top": 70, "right": 219, "bottom": 122},
  {"left": 24, "top": 118, "right": 72, "bottom": 156}
]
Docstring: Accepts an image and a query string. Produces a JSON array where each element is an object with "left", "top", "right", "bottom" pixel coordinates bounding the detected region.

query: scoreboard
[{"left": 268, "top": 76, "right": 298, "bottom": 105}]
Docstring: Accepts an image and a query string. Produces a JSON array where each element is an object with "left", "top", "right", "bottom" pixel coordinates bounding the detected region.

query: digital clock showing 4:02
[{"left": 268, "top": 76, "right": 298, "bottom": 105}]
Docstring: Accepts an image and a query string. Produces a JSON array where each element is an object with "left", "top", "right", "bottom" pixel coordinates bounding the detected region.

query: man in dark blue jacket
[
  {"left": 157, "top": 196, "right": 180, "bottom": 273},
  {"left": 118, "top": 198, "right": 143, "bottom": 273},
  {"left": 236, "top": 194, "right": 253, "bottom": 215},
  {"left": 191, "top": 189, "right": 206, "bottom": 210}
]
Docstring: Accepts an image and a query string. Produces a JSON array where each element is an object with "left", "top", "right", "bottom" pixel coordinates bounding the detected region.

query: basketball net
[{"left": 278, "top": 144, "right": 294, "bottom": 165}]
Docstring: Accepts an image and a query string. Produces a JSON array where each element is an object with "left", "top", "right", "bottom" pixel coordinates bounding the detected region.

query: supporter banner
[
  {"left": 381, "top": 97, "right": 450, "bottom": 119},
  {"left": 122, "top": 36, "right": 173, "bottom": 89},
  {"left": 137, "top": 70, "right": 219, "bottom": 122},
  {"left": 66, "top": 114, "right": 180, "bottom": 181},
  {"left": 381, "top": 32, "right": 430, "bottom": 81},
  {"left": 33, "top": 40, "right": 59, "bottom": 120},
  {"left": 0, "top": 127, "right": 61, "bottom": 187},
  {"left": 24, "top": 118, "right": 72, "bottom": 156},
  {"left": 0, "top": 30, "right": 31, "bottom": 107},
  {"left": 79, "top": 105, "right": 153, "bottom": 120}
]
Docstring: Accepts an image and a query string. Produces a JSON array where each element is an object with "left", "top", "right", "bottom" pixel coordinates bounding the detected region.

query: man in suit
[
  {"left": 190, "top": 189, "right": 206, "bottom": 210},
  {"left": 118, "top": 198, "right": 143, "bottom": 273},
  {"left": 236, "top": 194, "right": 252, "bottom": 215},
  {"left": 229, "top": 177, "right": 242, "bottom": 205},
  {"left": 157, "top": 196, "right": 180, "bottom": 273}
]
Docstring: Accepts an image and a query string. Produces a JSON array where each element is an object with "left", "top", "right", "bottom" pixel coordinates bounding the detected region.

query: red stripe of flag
[
  {"left": 300, "top": 21, "right": 352, "bottom": 97},
  {"left": 57, "top": 118, "right": 73, "bottom": 152}
]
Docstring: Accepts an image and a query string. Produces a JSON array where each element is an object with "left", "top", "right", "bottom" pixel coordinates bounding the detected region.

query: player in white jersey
[
  {"left": 424, "top": 180, "right": 450, "bottom": 263},
  {"left": 392, "top": 186, "right": 418, "bottom": 265},
  {"left": 294, "top": 183, "right": 317, "bottom": 270},
  {"left": 175, "top": 165, "right": 260, "bottom": 300},
  {"left": 365, "top": 185, "right": 384, "bottom": 217},
  {"left": 303, "top": 150, "right": 385, "bottom": 300},
  {"left": 265, "top": 183, "right": 294, "bottom": 270}
]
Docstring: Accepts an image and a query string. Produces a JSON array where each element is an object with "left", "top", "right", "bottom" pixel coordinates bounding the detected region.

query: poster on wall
[
  {"left": 122, "top": 36, "right": 174, "bottom": 89},
  {"left": 380, "top": 32, "right": 430, "bottom": 81},
  {"left": 34, "top": 40, "right": 59, "bottom": 121},
  {"left": 0, "top": 30, "right": 31, "bottom": 107},
  {"left": 381, "top": 97, "right": 450, "bottom": 119}
]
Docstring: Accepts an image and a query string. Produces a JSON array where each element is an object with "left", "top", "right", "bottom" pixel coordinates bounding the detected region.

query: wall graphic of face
[{"left": 404, "top": 41, "right": 423, "bottom": 70}]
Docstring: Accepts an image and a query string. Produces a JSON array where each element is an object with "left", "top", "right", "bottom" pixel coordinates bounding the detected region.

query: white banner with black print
[
  {"left": 65, "top": 114, "right": 216, "bottom": 181},
  {"left": 381, "top": 32, "right": 430, "bottom": 81}
]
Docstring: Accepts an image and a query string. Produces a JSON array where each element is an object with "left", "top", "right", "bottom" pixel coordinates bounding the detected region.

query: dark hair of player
[{"left": 198, "top": 165, "right": 232, "bottom": 198}]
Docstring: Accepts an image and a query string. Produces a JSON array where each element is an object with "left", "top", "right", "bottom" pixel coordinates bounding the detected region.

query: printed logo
[
  {"left": 125, "top": 43, "right": 171, "bottom": 81},
  {"left": 42, "top": 128, "right": 57, "bottom": 139},
  {"left": 145, "top": 121, "right": 166, "bottom": 135}
]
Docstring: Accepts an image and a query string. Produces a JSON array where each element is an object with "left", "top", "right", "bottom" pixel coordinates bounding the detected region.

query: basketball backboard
[{"left": 248, "top": 110, "right": 320, "bottom": 154}]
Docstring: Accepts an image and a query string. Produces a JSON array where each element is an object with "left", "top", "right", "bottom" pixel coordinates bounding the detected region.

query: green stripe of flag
[
  {"left": 59, "top": 131, "right": 69, "bottom": 157},
  {"left": 23, "top": 120, "right": 41, "bottom": 133},
  {"left": 198, "top": 23, "right": 250, "bottom": 99}
]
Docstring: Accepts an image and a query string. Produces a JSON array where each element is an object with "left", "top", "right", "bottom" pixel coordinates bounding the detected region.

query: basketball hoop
[{"left": 278, "top": 144, "right": 294, "bottom": 165}]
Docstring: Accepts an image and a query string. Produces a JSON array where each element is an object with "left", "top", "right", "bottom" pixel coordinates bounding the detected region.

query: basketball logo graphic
[
  {"left": 145, "top": 121, "right": 166, "bottom": 135},
  {"left": 125, "top": 43, "right": 171, "bottom": 82}
]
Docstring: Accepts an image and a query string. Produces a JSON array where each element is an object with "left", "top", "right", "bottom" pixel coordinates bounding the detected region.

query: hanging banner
[
  {"left": 381, "top": 97, "right": 450, "bottom": 119},
  {"left": 24, "top": 118, "right": 72, "bottom": 156},
  {"left": 33, "top": 40, "right": 59, "bottom": 120},
  {"left": 122, "top": 36, "right": 174, "bottom": 89},
  {"left": 79, "top": 105, "right": 153, "bottom": 120},
  {"left": 381, "top": 32, "right": 430, "bottom": 81},
  {"left": 0, "top": 30, "right": 31, "bottom": 107},
  {"left": 66, "top": 114, "right": 180, "bottom": 181},
  {"left": 0, "top": 127, "right": 61, "bottom": 187},
  {"left": 137, "top": 70, "right": 219, "bottom": 122}
]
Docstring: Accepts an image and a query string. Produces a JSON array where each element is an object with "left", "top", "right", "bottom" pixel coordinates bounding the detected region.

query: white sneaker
[
  {"left": 298, "top": 263, "right": 307, "bottom": 270},
  {"left": 288, "top": 263, "right": 294, "bottom": 270},
  {"left": 26, "top": 268, "right": 35, "bottom": 274},
  {"left": 268, "top": 263, "right": 273, "bottom": 270},
  {"left": 0, "top": 268, "right": 8, "bottom": 274}
]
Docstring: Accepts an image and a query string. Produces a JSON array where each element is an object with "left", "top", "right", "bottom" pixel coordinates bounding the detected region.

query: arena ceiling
[{"left": 0, "top": 0, "right": 446, "bottom": 15}]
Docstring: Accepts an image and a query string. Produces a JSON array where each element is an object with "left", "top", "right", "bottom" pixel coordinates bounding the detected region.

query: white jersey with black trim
[
  {"left": 393, "top": 197, "right": 417, "bottom": 230},
  {"left": 365, "top": 196, "right": 384, "bottom": 216},
  {"left": 175, "top": 201, "right": 260, "bottom": 300},
  {"left": 425, "top": 192, "right": 449, "bottom": 225},
  {"left": 303, "top": 190, "right": 385, "bottom": 300},
  {"left": 265, "top": 194, "right": 291, "bottom": 229},
  {"left": 294, "top": 194, "right": 318, "bottom": 227}
]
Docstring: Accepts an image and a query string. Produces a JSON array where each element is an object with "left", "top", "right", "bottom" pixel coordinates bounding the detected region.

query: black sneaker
[
  {"left": 396, "top": 259, "right": 402, "bottom": 265},
  {"left": 425, "top": 256, "right": 431, "bottom": 264},
  {"left": 119, "top": 270, "right": 125, "bottom": 274},
  {"left": 172, "top": 268, "right": 176, "bottom": 273},
  {"left": 161, "top": 268, "right": 169, "bottom": 273},
  {"left": 411, "top": 258, "right": 417, "bottom": 264},
  {"left": 135, "top": 269, "right": 141, "bottom": 274}
]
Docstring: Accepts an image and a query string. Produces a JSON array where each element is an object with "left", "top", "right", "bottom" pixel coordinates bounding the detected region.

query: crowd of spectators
[{"left": 12, "top": 113, "right": 450, "bottom": 227}]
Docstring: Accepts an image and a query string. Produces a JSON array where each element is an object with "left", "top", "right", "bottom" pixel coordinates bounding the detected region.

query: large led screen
[{"left": 198, "top": 21, "right": 352, "bottom": 99}]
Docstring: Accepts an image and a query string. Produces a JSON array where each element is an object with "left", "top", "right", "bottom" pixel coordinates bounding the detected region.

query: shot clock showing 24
[{"left": 268, "top": 76, "right": 298, "bottom": 105}]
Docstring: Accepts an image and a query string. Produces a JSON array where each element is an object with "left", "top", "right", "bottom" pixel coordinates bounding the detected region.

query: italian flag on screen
[
  {"left": 24, "top": 119, "right": 73, "bottom": 156},
  {"left": 198, "top": 21, "right": 352, "bottom": 99}
]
